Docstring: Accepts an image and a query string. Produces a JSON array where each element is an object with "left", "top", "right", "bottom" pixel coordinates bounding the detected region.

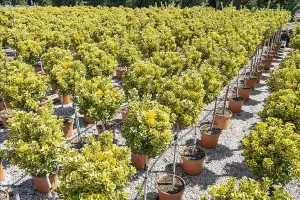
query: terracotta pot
[
  {"left": 0, "top": 189, "right": 9, "bottom": 200},
  {"left": 122, "top": 111, "right": 127, "bottom": 122},
  {"left": 181, "top": 146, "right": 205, "bottom": 175},
  {"left": 116, "top": 67, "right": 127, "bottom": 79},
  {"left": 83, "top": 116, "right": 95, "bottom": 124},
  {"left": 62, "top": 95, "right": 72, "bottom": 104},
  {"left": 238, "top": 86, "right": 252, "bottom": 101},
  {"left": 0, "top": 102, "right": 12, "bottom": 111},
  {"left": 200, "top": 124, "right": 222, "bottom": 149},
  {"left": 52, "top": 87, "right": 59, "bottom": 94},
  {"left": 131, "top": 154, "right": 149, "bottom": 170},
  {"left": 213, "top": 109, "right": 232, "bottom": 130},
  {"left": 63, "top": 122, "right": 73, "bottom": 138},
  {"left": 38, "top": 98, "right": 49, "bottom": 109},
  {"left": 32, "top": 174, "right": 58, "bottom": 194},
  {"left": 257, "top": 65, "right": 265, "bottom": 71},
  {"left": 0, "top": 111, "right": 12, "bottom": 129},
  {"left": 157, "top": 174, "right": 185, "bottom": 200},
  {"left": 0, "top": 160, "right": 4, "bottom": 181},
  {"left": 256, "top": 71, "right": 263, "bottom": 83},
  {"left": 34, "top": 66, "right": 42, "bottom": 73},
  {"left": 228, "top": 96, "right": 245, "bottom": 113},
  {"left": 268, "top": 51, "right": 276, "bottom": 58},
  {"left": 244, "top": 78, "right": 258, "bottom": 89},
  {"left": 261, "top": 59, "right": 272, "bottom": 70}
]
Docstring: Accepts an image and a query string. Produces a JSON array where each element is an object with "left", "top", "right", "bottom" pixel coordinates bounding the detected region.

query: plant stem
[
  {"left": 210, "top": 97, "right": 218, "bottom": 131},
  {"left": 236, "top": 74, "right": 239, "bottom": 98},
  {"left": 172, "top": 123, "right": 179, "bottom": 186},
  {"left": 192, "top": 125, "right": 197, "bottom": 154},
  {"left": 222, "top": 85, "right": 229, "bottom": 116},
  {"left": 143, "top": 157, "right": 148, "bottom": 200}
]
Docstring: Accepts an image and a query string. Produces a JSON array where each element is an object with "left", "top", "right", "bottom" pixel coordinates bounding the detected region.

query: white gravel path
[{"left": 0, "top": 47, "right": 299, "bottom": 200}]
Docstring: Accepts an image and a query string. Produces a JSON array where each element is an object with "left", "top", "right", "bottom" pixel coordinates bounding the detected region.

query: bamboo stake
[
  {"left": 192, "top": 125, "right": 197, "bottom": 154},
  {"left": 172, "top": 123, "right": 179, "bottom": 185},
  {"left": 143, "top": 157, "right": 148, "bottom": 200},
  {"left": 222, "top": 85, "right": 230, "bottom": 115},
  {"left": 210, "top": 97, "right": 218, "bottom": 131}
]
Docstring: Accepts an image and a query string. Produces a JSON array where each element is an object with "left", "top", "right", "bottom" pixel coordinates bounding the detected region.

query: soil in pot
[
  {"left": 182, "top": 146, "right": 205, "bottom": 176},
  {"left": 200, "top": 123, "right": 222, "bottom": 149},
  {"left": 244, "top": 77, "right": 258, "bottom": 89},
  {"left": 0, "top": 160, "right": 4, "bottom": 181},
  {"left": 96, "top": 121, "right": 116, "bottom": 136},
  {"left": 0, "top": 110, "right": 12, "bottom": 129},
  {"left": 61, "top": 117, "right": 74, "bottom": 138},
  {"left": 228, "top": 96, "right": 245, "bottom": 113},
  {"left": 157, "top": 174, "right": 185, "bottom": 200},
  {"left": 83, "top": 115, "right": 95, "bottom": 124},
  {"left": 0, "top": 189, "right": 9, "bottom": 200},
  {"left": 238, "top": 85, "right": 252, "bottom": 101},
  {"left": 116, "top": 67, "right": 127, "bottom": 79},
  {"left": 213, "top": 108, "right": 232, "bottom": 130},
  {"left": 131, "top": 154, "right": 149, "bottom": 170},
  {"left": 33, "top": 174, "right": 58, "bottom": 194}
]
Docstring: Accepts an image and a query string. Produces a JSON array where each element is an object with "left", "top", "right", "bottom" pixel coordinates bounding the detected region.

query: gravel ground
[{"left": 0, "top": 47, "right": 299, "bottom": 200}]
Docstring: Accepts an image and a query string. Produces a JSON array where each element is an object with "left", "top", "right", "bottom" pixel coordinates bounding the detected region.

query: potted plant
[
  {"left": 122, "top": 94, "right": 173, "bottom": 169},
  {"left": 59, "top": 116, "right": 74, "bottom": 139},
  {"left": 157, "top": 174, "right": 185, "bottom": 200},
  {"left": 42, "top": 47, "right": 73, "bottom": 75},
  {"left": 0, "top": 110, "right": 68, "bottom": 194},
  {"left": 0, "top": 109, "right": 12, "bottom": 129},
  {"left": 242, "top": 118, "right": 300, "bottom": 185},
  {"left": 200, "top": 177, "right": 291, "bottom": 200},
  {"left": 213, "top": 87, "right": 233, "bottom": 130},
  {"left": 181, "top": 145, "right": 206, "bottom": 176},
  {"left": 258, "top": 89, "right": 299, "bottom": 131},
  {"left": 75, "top": 43, "right": 116, "bottom": 78},
  {"left": 16, "top": 40, "right": 44, "bottom": 65},
  {"left": 58, "top": 132, "right": 135, "bottom": 200},
  {"left": 228, "top": 79, "right": 245, "bottom": 113},
  {"left": 76, "top": 76, "right": 124, "bottom": 134},
  {"left": 200, "top": 120, "right": 222, "bottom": 149},
  {"left": 238, "top": 84, "right": 252, "bottom": 101},
  {"left": 244, "top": 71, "right": 258, "bottom": 89},
  {"left": 115, "top": 42, "right": 140, "bottom": 79},
  {"left": 50, "top": 60, "right": 86, "bottom": 104}
]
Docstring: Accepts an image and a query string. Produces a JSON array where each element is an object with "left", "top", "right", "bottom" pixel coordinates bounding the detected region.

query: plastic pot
[
  {"left": 157, "top": 174, "right": 185, "bottom": 200},
  {"left": 0, "top": 102, "right": 11, "bottom": 111},
  {"left": 32, "top": 174, "right": 58, "bottom": 194},
  {"left": 256, "top": 71, "right": 263, "bottom": 83},
  {"left": 63, "top": 122, "right": 73, "bottom": 138},
  {"left": 131, "top": 154, "right": 149, "bottom": 170},
  {"left": 116, "top": 67, "right": 127, "bottom": 79},
  {"left": 261, "top": 59, "right": 272, "bottom": 70},
  {"left": 257, "top": 65, "right": 265, "bottom": 71},
  {"left": 62, "top": 95, "right": 72, "bottom": 104},
  {"left": 213, "top": 109, "right": 232, "bottom": 130},
  {"left": 200, "top": 124, "right": 222, "bottom": 149},
  {"left": 181, "top": 146, "right": 205, "bottom": 176},
  {"left": 238, "top": 85, "right": 252, "bottom": 101},
  {"left": 38, "top": 98, "right": 49, "bottom": 109},
  {"left": 0, "top": 160, "right": 4, "bottom": 181},
  {"left": 244, "top": 77, "right": 258, "bottom": 89},
  {"left": 83, "top": 115, "right": 95, "bottom": 124},
  {"left": 228, "top": 96, "right": 245, "bottom": 113}
]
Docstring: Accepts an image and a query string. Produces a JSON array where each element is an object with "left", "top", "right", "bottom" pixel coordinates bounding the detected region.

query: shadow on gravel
[
  {"left": 146, "top": 192, "right": 158, "bottom": 200},
  {"left": 132, "top": 169, "right": 146, "bottom": 182},
  {"left": 183, "top": 168, "right": 219, "bottom": 189},
  {"left": 243, "top": 98, "right": 261, "bottom": 106},
  {"left": 184, "top": 138, "right": 201, "bottom": 147},
  {"left": 233, "top": 111, "right": 254, "bottom": 121},
  {"left": 250, "top": 89, "right": 264, "bottom": 96},
  {"left": 261, "top": 74, "right": 270, "bottom": 81},
  {"left": 0, "top": 129, "right": 9, "bottom": 144},
  {"left": 205, "top": 144, "right": 234, "bottom": 163},
  {"left": 54, "top": 106, "right": 75, "bottom": 117},
  {"left": 224, "top": 162, "right": 254, "bottom": 179},
  {"left": 255, "top": 82, "right": 266, "bottom": 89},
  {"left": 165, "top": 163, "right": 184, "bottom": 177}
]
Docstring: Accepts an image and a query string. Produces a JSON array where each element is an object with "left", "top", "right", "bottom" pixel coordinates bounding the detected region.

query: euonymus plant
[
  {"left": 1, "top": 110, "right": 67, "bottom": 177},
  {"left": 76, "top": 76, "right": 124, "bottom": 122},
  {"left": 242, "top": 118, "right": 300, "bottom": 185},
  {"left": 59, "top": 132, "right": 135, "bottom": 200},
  {"left": 200, "top": 177, "right": 291, "bottom": 200},
  {"left": 122, "top": 94, "right": 173, "bottom": 158}
]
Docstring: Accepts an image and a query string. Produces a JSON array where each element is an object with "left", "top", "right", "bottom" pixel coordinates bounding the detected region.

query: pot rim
[
  {"left": 215, "top": 108, "right": 233, "bottom": 118},
  {"left": 199, "top": 123, "right": 222, "bottom": 135},
  {"left": 238, "top": 85, "right": 252, "bottom": 90},
  {"left": 0, "top": 189, "right": 9, "bottom": 200},
  {"left": 181, "top": 146, "right": 206, "bottom": 161},
  {"left": 157, "top": 174, "right": 185, "bottom": 195}
]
